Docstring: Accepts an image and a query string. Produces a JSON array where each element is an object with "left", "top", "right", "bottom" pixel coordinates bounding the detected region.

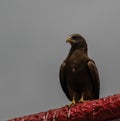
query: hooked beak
[{"left": 66, "top": 37, "right": 75, "bottom": 44}]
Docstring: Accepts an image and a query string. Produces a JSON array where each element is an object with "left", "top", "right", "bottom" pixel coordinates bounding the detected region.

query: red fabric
[{"left": 8, "top": 94, "right": 120, "bottom": 121}]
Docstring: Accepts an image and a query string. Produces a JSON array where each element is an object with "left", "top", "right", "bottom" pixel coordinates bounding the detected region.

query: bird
[{"left": 59, "top": 34, "right": 100, "bottom": 106}]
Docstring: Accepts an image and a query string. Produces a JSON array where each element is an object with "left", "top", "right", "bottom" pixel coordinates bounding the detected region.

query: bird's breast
[
  {"left": 68, "top": 50, "right": 88, "bottom": 72},
  {"left": 68, "top": 60, "right": 86, "bottom": 73}
]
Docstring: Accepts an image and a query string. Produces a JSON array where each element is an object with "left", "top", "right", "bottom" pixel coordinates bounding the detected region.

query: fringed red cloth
[{"left": 8, "top": 94, "right": 120, "bottom": 121}]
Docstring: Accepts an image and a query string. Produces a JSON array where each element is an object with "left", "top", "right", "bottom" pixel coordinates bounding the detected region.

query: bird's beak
[{"left": 66, "top": 37, "right": 74, "bottom": 43}]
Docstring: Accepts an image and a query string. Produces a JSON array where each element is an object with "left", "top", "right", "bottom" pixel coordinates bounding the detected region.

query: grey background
[{"left": 0, "top": 0, "right": 120, "bottom": 120}]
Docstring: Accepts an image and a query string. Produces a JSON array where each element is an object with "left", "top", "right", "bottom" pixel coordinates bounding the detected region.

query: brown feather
[{"left": 59, "top": 34, "right": 100, "bottom": 102}]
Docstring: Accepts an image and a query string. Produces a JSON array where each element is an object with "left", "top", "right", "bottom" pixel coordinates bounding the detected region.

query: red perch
[{"left": 8, "top": 94, "right": 120, "bottom": 121}]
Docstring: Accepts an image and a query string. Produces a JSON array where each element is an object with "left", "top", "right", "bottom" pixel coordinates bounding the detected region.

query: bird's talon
[
  {"left": 67, "top": 99, "right": 76, "bottom": 107},
  {"left": 79, "top": 98, "right": 88, "bottom": 103},
  {"left": 79, "top": 95, "right": 88, "bottom": 103}
]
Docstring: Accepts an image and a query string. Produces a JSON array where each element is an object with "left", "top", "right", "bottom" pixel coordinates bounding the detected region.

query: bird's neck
[
  {"left": 66, "top": 46, "right": 88, "bottom": 60},
  {"left": 72, "top": 46, "right": 88, "bottom": 54},
  {"left": 79, "top": 47, "right": 88, "bottom": 54}
]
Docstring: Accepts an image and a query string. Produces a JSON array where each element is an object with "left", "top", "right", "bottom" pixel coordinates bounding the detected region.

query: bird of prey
[{"left": 59, "top": 34, "right": 100, "bottom": 106}]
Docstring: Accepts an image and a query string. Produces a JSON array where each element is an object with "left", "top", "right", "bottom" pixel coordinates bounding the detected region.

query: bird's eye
[{"left": 72, "top": 36, "right": 80, "bottom": 40}]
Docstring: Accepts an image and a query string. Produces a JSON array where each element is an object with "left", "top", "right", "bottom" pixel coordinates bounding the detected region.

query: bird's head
[{"left": 66, "top": 34, "right": 87, "bottom": 50}]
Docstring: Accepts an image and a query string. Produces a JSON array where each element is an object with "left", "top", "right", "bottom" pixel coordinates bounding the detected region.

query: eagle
[{"left": 59, "top": 34, "right": 100, "bottom": 106}]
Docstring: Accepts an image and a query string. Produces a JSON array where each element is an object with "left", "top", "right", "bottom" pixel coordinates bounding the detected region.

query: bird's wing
[
  {"left": 59, "top": 61, "right": 71, "bottom": 101},
  {"left": 87, "top": 60, "right": 100, "bottom": 99}
]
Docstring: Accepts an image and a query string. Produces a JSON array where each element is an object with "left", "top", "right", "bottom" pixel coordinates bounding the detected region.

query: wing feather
[
  {"left": 59, "top": 62, "right": 71, "bottom": 101},
  {"left": 87, "top": 60, "right": 100, "bottom": 99}
]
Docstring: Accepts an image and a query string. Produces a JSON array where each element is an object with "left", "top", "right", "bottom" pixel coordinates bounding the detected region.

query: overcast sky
[{"left": 0, "top": 0, "right": 120, "bottom": 120}]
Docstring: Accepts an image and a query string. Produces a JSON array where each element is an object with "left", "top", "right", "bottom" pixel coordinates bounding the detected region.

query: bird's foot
[
  {"left": 79, "top": 96, "right": 88, "bottom": 103},
  {"left": 67, "top": 99, "right": 76, "bottom": 108}
]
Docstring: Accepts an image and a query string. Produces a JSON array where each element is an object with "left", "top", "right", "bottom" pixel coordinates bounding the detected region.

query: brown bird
[{"left": 59, "top": 34, "right": 100, "bottom": 106}]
